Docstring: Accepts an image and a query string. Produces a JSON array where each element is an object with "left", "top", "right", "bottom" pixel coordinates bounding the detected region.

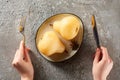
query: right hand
[{"left": 92, "top": 47, "right": 113, "bottom": 80}]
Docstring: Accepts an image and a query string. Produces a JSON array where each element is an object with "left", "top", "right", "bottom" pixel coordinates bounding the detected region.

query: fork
[
  {"left": 19, "top": 16, "right": 26, "bottom": 44},
  {"left": 18, "top": 16, "right": 27, "bottom": 61}
]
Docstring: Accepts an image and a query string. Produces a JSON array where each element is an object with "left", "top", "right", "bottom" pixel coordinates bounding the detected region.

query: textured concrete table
[{"left": 0, "top": 0, "right": 120, "bottom": 80}]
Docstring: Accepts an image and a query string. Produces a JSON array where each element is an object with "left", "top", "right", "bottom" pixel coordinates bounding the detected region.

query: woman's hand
[
  {"left": 92, "top": 47, "right": 113, "bottom": 80},
  {"left": 12, "top": 41, "right": 34, "bottom": 80}
]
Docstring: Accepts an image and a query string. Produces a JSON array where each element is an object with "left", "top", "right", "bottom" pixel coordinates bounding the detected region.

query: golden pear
[
  {"left": 37, "top": 31, "right": 65, "bottom": 56},
  {"left": 53, "top": 16, "right": 80, "bottom": 40}
]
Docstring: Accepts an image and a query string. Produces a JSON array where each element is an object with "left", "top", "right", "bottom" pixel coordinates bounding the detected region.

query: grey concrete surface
[{"left": 0, "top": 0, "right": 120, "bottom": 80}]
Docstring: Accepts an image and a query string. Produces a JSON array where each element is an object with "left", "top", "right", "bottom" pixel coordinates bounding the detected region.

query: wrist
[
  {"left": 21, "top": 75, "right": 33, "bottom": 80},
  {"left": 93, "top": 76, "right": 106, "bottom": 80}
]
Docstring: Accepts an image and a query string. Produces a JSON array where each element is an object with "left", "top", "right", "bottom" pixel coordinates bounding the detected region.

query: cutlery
[
  {"left": 91, "top": 15, "right": 100, "bottom": 48},
  {"left": 18, "top": 16, "right": 27, "bottom": 61},
  {"left": 91, "top": 15, "right": 102, "bottom": 61}
]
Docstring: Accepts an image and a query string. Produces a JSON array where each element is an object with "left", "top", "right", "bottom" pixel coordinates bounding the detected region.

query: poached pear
[
  {"left": 53, "top": 16, "right": 80, "bottom": 40},
  {"left": 37, "top": 31, "right": 65, "bottom": 56}
]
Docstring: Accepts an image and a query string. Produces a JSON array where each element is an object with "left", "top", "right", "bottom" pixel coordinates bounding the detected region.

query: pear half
[
  {"left": 37, "top": 31, "right": 65, "bottom": 56},
  {"left": 53, "top": 16, "right": 80, "bottom": 40}
]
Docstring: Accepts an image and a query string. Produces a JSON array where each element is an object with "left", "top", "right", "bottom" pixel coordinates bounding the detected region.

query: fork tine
[{"left": 20, "top": 16, "right": 26, "bottom": 27}]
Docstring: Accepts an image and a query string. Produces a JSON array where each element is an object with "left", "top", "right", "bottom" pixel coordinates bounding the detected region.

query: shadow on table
[{"left": 29, "top": 50, "right": 49, "bottom": 80}]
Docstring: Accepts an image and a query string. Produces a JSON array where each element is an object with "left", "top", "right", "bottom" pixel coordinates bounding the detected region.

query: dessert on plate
[
  {"left": 37, "top": 31, "right": 65, "bottom": 56},
  {"left": 53, "top": 16, "right": 80, "bottom": 40}
]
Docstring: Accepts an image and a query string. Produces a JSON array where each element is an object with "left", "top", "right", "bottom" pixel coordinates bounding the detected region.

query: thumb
[
  {"left": 93, "top": 48, "right": 101, "bottom": 64},
  {"left": 25, "top": 48, "right": 31, "bottom": 62}
]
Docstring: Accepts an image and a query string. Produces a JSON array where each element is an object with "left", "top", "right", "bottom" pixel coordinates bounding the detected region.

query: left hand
[{"left": 12, "top": 41, "right": 34, "bottom": 80}]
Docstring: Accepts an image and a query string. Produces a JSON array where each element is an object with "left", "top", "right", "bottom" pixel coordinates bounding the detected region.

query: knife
[{"left": 91, "top": 15, "right": 100, "bottom": 48}]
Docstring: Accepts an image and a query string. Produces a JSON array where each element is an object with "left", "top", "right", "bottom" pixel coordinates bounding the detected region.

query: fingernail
[
  {"left": 20, "top": 41, "right": 24, "bottom": 47},
  {"left": 21, "top": 40, "right": 23, "bottom": 44},
  {"left": 96, "top": 48, "right": 100, "bottom": 52}
]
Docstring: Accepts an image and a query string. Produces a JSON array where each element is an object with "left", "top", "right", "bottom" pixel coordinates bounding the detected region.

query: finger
[
  {"left": 27, "top": 48, "right": 30, "bottom": 51},
  {"left": 93, "top": 48, "right": 101, "bottom": 64},
  {"left": 12, "top": 49, "right": 21, "bottom": 67},
  {"left": 101, "top": 47, "right": 109, "bottom": 60},
  {"left": 14, "top": 49, "right": 19, "bottom": 60},
  {"left": 19, "top": 40, "right": 24, "bottom": 59},
  {"left": 108, "top": 56, "right": 113, "bottom": 63},
  {"left": 12, "top": 50, "right": 18, "bottom": 65},
  {"left": 25, "top": 48, "right": 31, "bottom": 62}
]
